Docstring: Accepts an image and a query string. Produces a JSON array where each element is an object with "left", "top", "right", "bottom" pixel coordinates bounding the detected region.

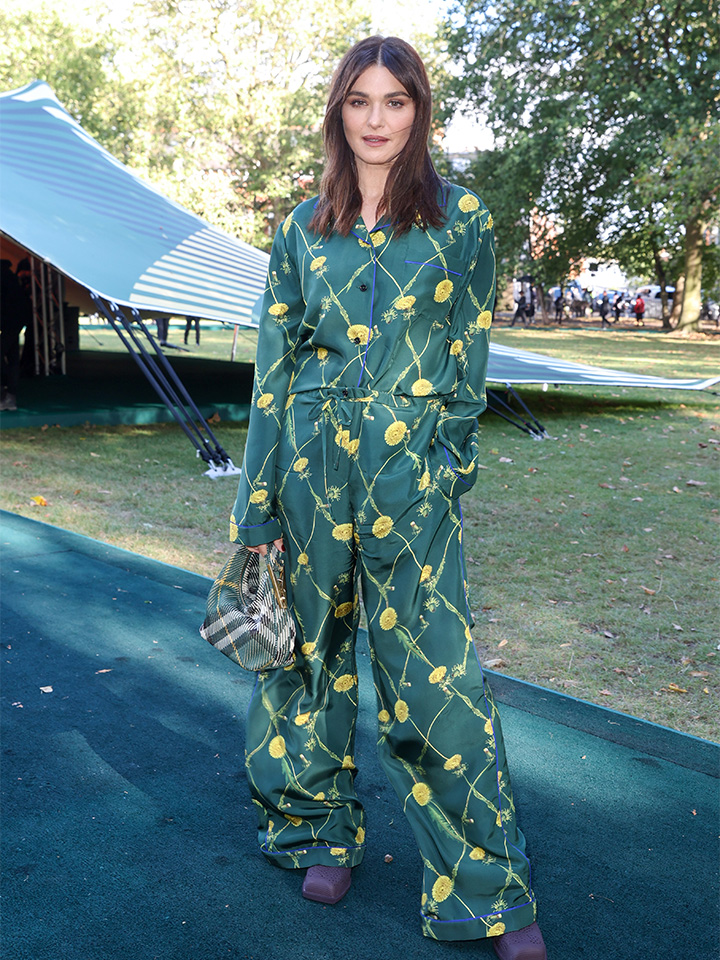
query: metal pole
[{"left": 230, "top": 323, "right": 239, "bottom": 361}]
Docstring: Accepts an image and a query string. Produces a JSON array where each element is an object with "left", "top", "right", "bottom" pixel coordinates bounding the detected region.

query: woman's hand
[{"left": 246, "top": 538, "right": 285, "bottom": 557}]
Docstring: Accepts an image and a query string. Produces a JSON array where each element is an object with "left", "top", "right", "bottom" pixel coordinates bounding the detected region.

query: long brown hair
[{"left": 308, "top": 36, "right": 446, "bottom": 237}]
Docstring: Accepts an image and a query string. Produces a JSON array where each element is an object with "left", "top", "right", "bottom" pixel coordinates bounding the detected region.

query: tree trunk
[
  {"left": 674, "top": 216, "right": 704, "bottom": 333},
  {"left": 669, "top": 273, "right": 685, "bottom": 327},
  {"left": 536, "top": 282, "right": 549, "bottom": 323}
]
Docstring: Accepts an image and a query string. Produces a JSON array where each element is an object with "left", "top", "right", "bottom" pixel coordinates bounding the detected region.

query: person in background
[
  {"left": 613, "top": 292, "right": 624, "bottom": 323},
  {"left": 226, "top": 35, "right": 546, "bottom": 960},
  {"left": 633, "top": 294, "right": 645, "bottom": 326},
  {"left": 184, "top": 315, "right": 200, "bottom": 345},
  {"left": 510, "top": 292, "right": 528, "bottom": 326},
  {"left": 599, "top": 291, "right": 611, "bottom": 329},
  {"left": 0, "top": 259, "right": 32, "bottom": 411}
]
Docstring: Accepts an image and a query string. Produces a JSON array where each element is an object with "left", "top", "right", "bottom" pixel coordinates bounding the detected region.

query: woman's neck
[{"left": 357, "top": 161, "right": 391, "bottom": 230}]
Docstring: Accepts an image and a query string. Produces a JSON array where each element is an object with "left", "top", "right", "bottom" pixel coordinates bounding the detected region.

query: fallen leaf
[
  {"left": 95, "top": 669, "right": 113, "bottom": 674},
  {"left": 690, "top": 671, "right": 710, "bottom": 678},
  {"left": 483, "top": 658, "right": 506, "bottom": 669},
  {"left": 599, "top": 482, "right": 615, "bottom": 489},
  {"left": 39, "top": 686, "right": 53, "bottom": 694},
  {"left": 498, "top": 639, "right": 509, "bottom": 648},
  {"left": 664, "top": 683, "right": 688, "bottom": 694},
  {"left": 499, "top": 456, "right": 514, "bottom": 463},
  {"left": 31, "top": 496, "right": 48, "bottom": 506},
  {"left": 686, "top": 480, "right": 706, "bottom": 486},
  {"left": 600, "top": 689, "right": 612, "bottom": 696},
  {"left": 621, "top": 545, "right": 629, "bottom": 552},
  {"left": 207, "top": 412, "right": 221, "bottom": 424},
  {"left": 384, "top": 854, "right": 393, "bottom": 863},
  {"left": 672, "top": 486, "right": 681, "bottom": 493},
  {"left": 631, "top": 497, "right": 644, "bottom": 502},
  {"left": 603, "top": 630, "right": 615, "bottom": 639},
  {"left": 641, "top": 586, "right": 656, "bottom": 595},
  {"left": 672, "top": 623, "right": 683, "bottom": 631}
]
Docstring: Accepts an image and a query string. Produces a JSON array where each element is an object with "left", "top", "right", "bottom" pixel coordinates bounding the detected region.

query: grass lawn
[{"left": 2, "top": 324, "right": 718, "bottom": 741}]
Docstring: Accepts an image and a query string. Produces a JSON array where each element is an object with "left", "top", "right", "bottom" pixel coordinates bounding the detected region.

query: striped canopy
[
  {"left": 486, "top": 343, "right": 720, "bottom": 391},
  {"left": 0, "top": 81, "right": 269, "bottom": 324}
]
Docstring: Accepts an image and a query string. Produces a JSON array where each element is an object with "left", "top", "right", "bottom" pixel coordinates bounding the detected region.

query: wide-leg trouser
[{"left": 244, "top": 389, "right": 537, "bottom": 941}]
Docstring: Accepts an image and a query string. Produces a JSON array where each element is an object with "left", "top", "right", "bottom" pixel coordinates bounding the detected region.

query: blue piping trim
[{"left": 405, "top": 260, "right": 463, "bottom": 277}]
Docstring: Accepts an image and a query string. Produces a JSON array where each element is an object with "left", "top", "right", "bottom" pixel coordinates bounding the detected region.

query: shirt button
[{"left": 359, "top": 283, "right": 368, "bottom": 291}]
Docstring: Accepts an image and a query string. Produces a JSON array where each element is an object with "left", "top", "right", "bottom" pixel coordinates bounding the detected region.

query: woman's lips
[{"left": 363, "top": 136, "right": 389, "bottom": 144}]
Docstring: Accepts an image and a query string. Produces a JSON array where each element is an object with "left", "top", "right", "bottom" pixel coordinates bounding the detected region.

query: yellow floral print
[
  {"left": 384, "top": 421, "right": 407, "bottom": 445},
  {"left": 286, "top": 814, "right": 302, "bottom": 826},
  {"left": 347, "top": 324, "right": 371, "bottom": 344},
  {"left": 419, "top": 470, "right": 431, "bottom": 490},
  {"left": 412, "top": 378, "right": 433, "bottom": 396},
  {"left": 268, "top": 303, "right": 288, "bottom": 317},
  {"left": 412, "top": 782, "right": 431, "bottom": 806},
  {"left": 484, "top": 718, "right": 494, "bottom": 735},
  {"left": 355, "top": 826, "right": 365, "bottom": 844},
  {"left": 429, "top": 666, "right": 447, "bottom": 684},
  {"left": 370, "top": 230, "right": 386, "bottom": 245},
  {"left": 282, "top": 214, "right": 292, "bottom": 236},
  {"left": 488, "top": 923, "right": 506, "bottom": 937},
  {"left": 444, "top": 754, "right": 462, "bottom": 770},
  {"left": 294, "top": 712, "right": 310, "bottom": 726},
  {"left": 297, "top": 552, "right": 309, "bottom": 566},
  {"left": 335, "top": 428, "right": 351, "bottom": 448},
  {"left": 395, "top": 295, "right": 416, "bottom": 310},
  {"left": 450, "top": 339, "right": 464, "bottom": 356},
  {"left": 330, "top": 847, "right": 346, "bottom": 856},
  {"left": 293, "top": 457, "right": 308, "bottom": 471},
  {"left": 379, "top": 608, "right": 397, "bottom": 630},
  {"left": 458, "top": 193, "right": 480, "bottom": 212},
  {"left": 477, "top": 310, "right": 492, "bottom": 328},
  {"left": 434, "top": 279, "right": 454, "bottom": 302},
  {"left": 249, "top": 490, "right": 268, "bottom": 504},
  {"left": 347, "top": 438, "right": 360, "bottom": 455},
  {"left": 487, "top": 213, "right": 494, "bottom": 229},
  {"left": 333, "top": 673, "right": 355, "bottom": 691},
  {"left": 300, "top": 641, "right": 316, "bottom": 655},
  {"left": 332, "top": 523, "right": 354, "bottom": 541},
  {"left": 470, "top": 846, "right": 487, "bottom": 860},
  {"left": 317, "top": 346, "right": 328, "bottom": 360},
  {"left": 420, "top": 564, "right": 432, "bottom": 582},
  {"left": 269, "top": 736, "right": 286, "bottom": 758},
  {"left": 341, "top": 755, "right": 355, "bottom": 769},
  {"left": 313, "top": 792, "right": 326, "bottom": 801},
  {"left": 378, "top": 709, "right": 390, "bottom": 722},
  {"left": 334, "top": 603, "right": 354, "bottom": 620},
  {"left": 394, "top": 700, "right": 409, "bottom": 723},
  {"left": 432, "top": 876, "right": 453, "bottom": 902},
  {"left": 372, "top": 515, "right": 393, "bottom": 538},
  {"left": 310, "top": 256, "right": 326, "bottom": 271},
  {"left": 257, "top": 392, "right": 274, "bottom": 408}
]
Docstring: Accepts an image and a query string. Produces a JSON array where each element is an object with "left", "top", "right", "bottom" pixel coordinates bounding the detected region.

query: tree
[
  {"left": 442, "top": 0, "right": 720, "bottom": 328},
  {"left": 0, "top": 7, "right": 145, "bottom": 164}
]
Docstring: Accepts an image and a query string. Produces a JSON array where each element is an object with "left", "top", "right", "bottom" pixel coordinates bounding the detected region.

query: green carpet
[
  {"left": 1, "top": 510, "right": 718, "bottom": 960},
  {"left": 0, "top": 350, "right": 253, "bottom": 429}
]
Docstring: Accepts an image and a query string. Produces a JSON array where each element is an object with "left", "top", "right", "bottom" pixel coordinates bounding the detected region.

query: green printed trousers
[{"left": 244, "top": 389, "right": 537, "bottom": 940}]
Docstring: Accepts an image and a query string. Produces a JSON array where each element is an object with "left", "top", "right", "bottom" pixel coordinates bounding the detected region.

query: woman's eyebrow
[{"left": 346, "top": 88, "right": 412, "bottom": 99}]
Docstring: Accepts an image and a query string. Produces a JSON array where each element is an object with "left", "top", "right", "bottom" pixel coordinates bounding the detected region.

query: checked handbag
[{"left": 200, "top": 545, "right": 296, "bottom": 671}]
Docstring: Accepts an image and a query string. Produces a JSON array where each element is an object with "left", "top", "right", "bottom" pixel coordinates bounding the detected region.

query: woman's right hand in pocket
[{"left": 246, "top": 538, "right": 285, "bottom": 556}]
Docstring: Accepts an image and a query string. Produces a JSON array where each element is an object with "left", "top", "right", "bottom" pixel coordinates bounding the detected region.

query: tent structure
[
  {"left": 1, "top": 82, "right": 717, "bottom": 452},
  {"left": 0, "top": 81, "right": 269, "bottom": 323},
  {"left": 0, "top": 80, "right": 271, "bottom": 474},
  {"left": 484, "top": 344, "right": 720, "bottom": 438}
]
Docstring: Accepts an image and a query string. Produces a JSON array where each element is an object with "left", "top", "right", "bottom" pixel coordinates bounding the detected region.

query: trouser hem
[
  {"left": 261, "top": 843, "right": 365, "bottom": 870},
  {"left": 421, "top": 897, "right": 537, "bottom": 941}
]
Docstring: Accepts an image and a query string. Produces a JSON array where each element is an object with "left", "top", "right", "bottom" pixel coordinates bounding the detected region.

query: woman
[{"left": 229, "top": 36, "right": 546, "bottom": 960}]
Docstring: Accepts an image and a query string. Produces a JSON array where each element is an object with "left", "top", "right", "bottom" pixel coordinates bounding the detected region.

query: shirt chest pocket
[{"left": 402, "top": 254, "right": 466, "bottom": 320}]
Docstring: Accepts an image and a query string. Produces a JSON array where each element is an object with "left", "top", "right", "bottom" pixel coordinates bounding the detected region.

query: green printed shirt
[{"left": 231, "top": 183, "right": 495, "bottom": 546}]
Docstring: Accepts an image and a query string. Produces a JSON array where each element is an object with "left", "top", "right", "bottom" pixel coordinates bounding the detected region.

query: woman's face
[{"left": 341, "top": 65, "right": 416, "bottom": 171}]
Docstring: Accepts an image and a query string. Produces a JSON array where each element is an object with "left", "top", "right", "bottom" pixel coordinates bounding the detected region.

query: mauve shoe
[
  {"left": 301, "top": 864, "right": 352, "bottom": 904},
  {"left": 492, "top": 921, "right": 547, "bottom": 960}
]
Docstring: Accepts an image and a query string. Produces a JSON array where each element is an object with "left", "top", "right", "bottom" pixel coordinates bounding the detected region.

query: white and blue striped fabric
[{"left": 0, "top": 81, "right": 268, "bottom": 325}]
